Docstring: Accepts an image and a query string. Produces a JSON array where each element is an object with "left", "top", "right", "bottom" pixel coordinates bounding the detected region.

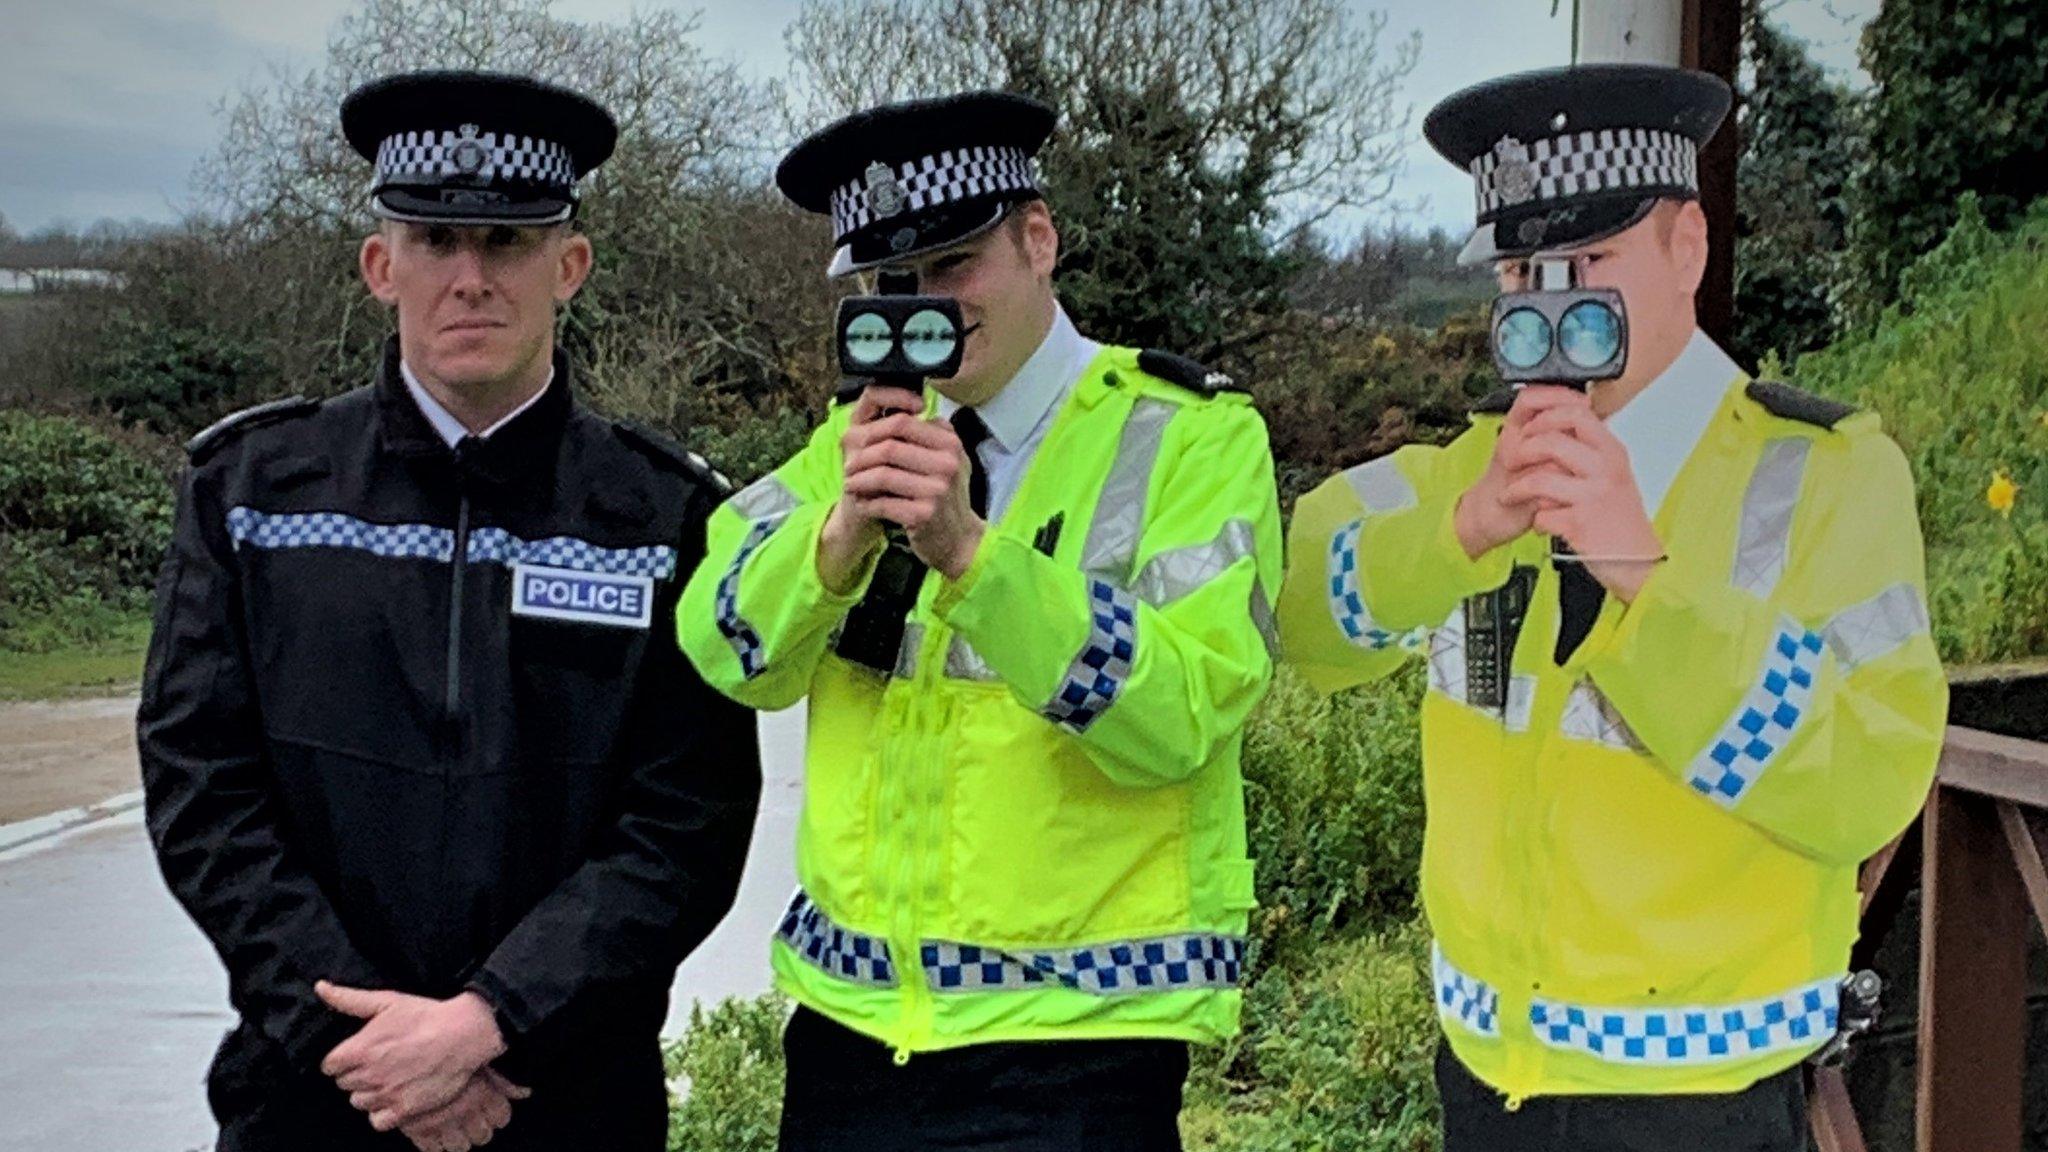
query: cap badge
[
  {"left": 864, "top": 160, "right": 907, "bottom": 218},
  {"left": 451, "top": 123, "right": 487, "bottom": 177},
  {"left": 889, "top": 226, "right": 918, "bottom": 253},
  {"left": 1491, "top": 136, "right": 1538, "bottom": 206}
]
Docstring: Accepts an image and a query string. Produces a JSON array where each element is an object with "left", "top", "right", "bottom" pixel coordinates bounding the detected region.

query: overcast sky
[{"left": 0, "top": 0, "right": 1874, "bottom": 239}]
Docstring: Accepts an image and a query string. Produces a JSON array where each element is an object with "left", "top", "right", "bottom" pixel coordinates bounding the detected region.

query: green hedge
[
  {"left": 1791, "top": 195, "right": 2048, "bottom": 664},
  {"left": 0, "top": 409, "right": 175, "bottom": 651}
]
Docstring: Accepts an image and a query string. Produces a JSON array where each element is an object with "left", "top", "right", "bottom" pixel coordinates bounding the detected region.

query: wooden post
[
  {"left": 1917, "top": 784, "right": 2028, "bottom": 1152},
  {"left": 1573, "top": 0, "right": 1741, "bottom": 347}
]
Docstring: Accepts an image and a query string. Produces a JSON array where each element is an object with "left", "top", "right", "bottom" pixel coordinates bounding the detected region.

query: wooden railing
[{"left": 1813, "top": 724, "right": 2048, "bottom": 1152}]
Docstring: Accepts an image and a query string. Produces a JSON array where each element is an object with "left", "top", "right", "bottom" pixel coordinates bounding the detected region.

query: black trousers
[
  {"left": 1435, "top": 1044, "right": 1810, "bottom": 1152},
  {"left": 778, "top": 1006, "right": 1190, "bottom": 1152}
]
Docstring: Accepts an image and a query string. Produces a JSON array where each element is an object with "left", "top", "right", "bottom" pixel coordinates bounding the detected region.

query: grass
[{"left": 0, "top": 614, "right": 150, "bottom": 700}]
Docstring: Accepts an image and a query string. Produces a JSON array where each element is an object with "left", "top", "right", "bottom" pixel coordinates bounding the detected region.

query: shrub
[
  {"left": 0, "top": 410, "right": 176, "bottom": 651},
  {"left": 665, "top": 994, "right": 789, "bottom": 1152},
  {"left": 1791, "top": 195, "right": 2048, "bottom": 664}
]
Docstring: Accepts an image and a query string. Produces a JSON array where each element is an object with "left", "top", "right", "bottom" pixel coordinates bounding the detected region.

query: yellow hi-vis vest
[
  {"left": 1277, "top": 375, "right": 1946, "bottom": 1101},
  {"left": 679, "top": 346, "right": 1282, "bottom": 1056}
]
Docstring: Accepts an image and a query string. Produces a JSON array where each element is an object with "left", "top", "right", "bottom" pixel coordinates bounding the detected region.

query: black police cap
[
  {"left": 1423, "top": 64, "right": 1731, "bottom": 265},
  {"left": 775, "top": 90, "right": 1056, "bottom": 277},
  {"left": 341, "top": 70, "right": 618, "bottom": 226}
]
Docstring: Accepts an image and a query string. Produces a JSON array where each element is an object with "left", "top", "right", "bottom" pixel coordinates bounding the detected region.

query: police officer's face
[
  {"left": 361, "top": 222, "right": 593, "bottom": 390},
  {"left": 875, "top": 204, "right": 1059, "bottom": 406},
  {"left": 1493, "top": 199, "right": 1708, "bottom": 394}
]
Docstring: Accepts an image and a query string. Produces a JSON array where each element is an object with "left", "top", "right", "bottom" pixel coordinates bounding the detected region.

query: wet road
[{"left": 0, "top": 702, "right": 805, "bottom": 1152}]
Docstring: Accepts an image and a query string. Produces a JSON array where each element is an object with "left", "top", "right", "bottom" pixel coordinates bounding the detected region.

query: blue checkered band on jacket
[
  {"left": 922, "top": 933, "right": 1246, "bottom": 995},
  {"left": 1040, "top": 579, "right": 1138, "bottom": 734},
  {"left": 1432, "top": 942, "right": 1501, "bottom": 1038},
  {"left": 1685, "top": 619, "right": 1826, "bottom": 806},
  {"left": 225, "top": 508, "right": 675, "bottom": 577},
  {"left": 829, "top": 145, "right": 1036, "bottom": 238},
  {"left": 715, "top": 514, "right": 785, "bottom": 680},
  {"left": 776, "top": 890, "right": 898, "bottom": 988},
  {"left": 1530, "top": 975, "right": 1841, "bottom": 1066},
  {"left": 1328, "top": 519, "right": 1411, "bottom": 650},
  {"left": 375, "top": 129, "right": 578, "bottom": 189}
]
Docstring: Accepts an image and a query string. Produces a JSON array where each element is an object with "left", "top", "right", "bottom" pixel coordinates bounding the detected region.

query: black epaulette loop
[
  {"left": 1746, "top": 380, "right": 1856, "bottom": 430},
  {"left": 613, "top": 420, "right": 734, "bottom": 494},
  {"left": 185, "top": 396, "right": 318, "bottom": 460}
]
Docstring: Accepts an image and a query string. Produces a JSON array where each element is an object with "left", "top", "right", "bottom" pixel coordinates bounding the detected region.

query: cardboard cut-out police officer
[
  {"left": 1276, "top": 64, "right": 1947, "bottom": 1152},
  {"left": 137, "top": 71, "right": 762, "bottom": 1152},
  {"left": 678, "top": 91, "right": 1283, "bottom": 1151}
]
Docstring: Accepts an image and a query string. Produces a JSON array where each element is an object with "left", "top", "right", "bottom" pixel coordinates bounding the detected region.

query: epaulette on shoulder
[
  {"left": 1469, "top": 385, "right": 1517, "bottom": 415},
  {"left": 1136, "top": 349, "right": 1247, "bottom": 398},
  {"left": 612, "top": 420, "right": 734, "bottom": 496},
  {"left": 185, "top": 396, "right": 318, "bottom": 460},
  {"left": 1745, "top": 379, "right": 1857, "bottom": 430}
]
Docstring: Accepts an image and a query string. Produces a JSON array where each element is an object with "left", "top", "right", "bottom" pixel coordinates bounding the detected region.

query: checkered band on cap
[
  {"left": 374, "top": 128, "right": 579, "bottom": 190},
  {"left": 1471, "top": 128, "right": 1697, "bottom": 217},
  {"left": 828, "top": 145, "right": 1037, "bottom": 241}
]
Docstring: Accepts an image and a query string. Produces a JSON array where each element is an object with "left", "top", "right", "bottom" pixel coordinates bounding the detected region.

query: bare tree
[{"left": 782, "top": 0, "right": 1419, "bottom": 360}]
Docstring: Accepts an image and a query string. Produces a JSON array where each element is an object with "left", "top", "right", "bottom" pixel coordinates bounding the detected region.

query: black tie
[
  {"left": 1553, "top": 546, "right": 1605, "bottom": 664},
  {"left": 951, "top": 408, "right": 992, "bottom": 518}
]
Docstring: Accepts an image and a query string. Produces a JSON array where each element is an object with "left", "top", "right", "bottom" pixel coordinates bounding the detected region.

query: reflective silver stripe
[
  {"left": 1685, "top": 618, "right": 1826, "bottom": 806},
  {"left": 714, "top": 514, "right": 786, "bottom": 680},
  {"left": 1530, "top": 975, "right": 1840, "bottom": 1065},
  {"left": 1432, "top": 942, "right": 1501, "bottom": 1038},
  {"left": 1133, "top": 518, "right": 1257, "bottom": 606},
  {"left": 923, "top": 932, "right": 1246, "bottom": 994},
  {"left": 1040, "top": 579, "right": 1138, "bottom": 733},
  {"left": 1823, "top": 583, "right": 1929, "bottom": 672},
  {"left": 1249, "top": 582, "right": 1282, "bottom": 661},
  {"left": 1732, "top": 439, "right": 1810, "bottom": 598},
  {"left": 944, "top": 634, "right": 1000, "bottom": 681},
  {"left": 1503, "top": 674, "right": 1537, "bottom": 734},
  {"left": 776, "top": 890, "right": 898, "bottom": 988},
  {"left": 1080, "top": 398, "right": 1176, "bottom": 579},
  {"left": 1559, "top": 679, "right": 1644, "bottom": 752},
  {"left": 1341, "top": 456, "right": 1418, "bottom": 515},
  {"left": 893, "top": 623, "right": 924, "bottom": 680},
  {"left": 727, "top": 475, "right": 800, "bottom": 522}
]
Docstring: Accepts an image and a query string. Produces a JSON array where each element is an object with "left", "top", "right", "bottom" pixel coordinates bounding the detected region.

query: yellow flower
[
  {"left": 1987, "top": 470, "right": 2019, "bottom": 516},
  {"left": 2037, "top": 410, "right": 2048, "bottom": 429}
]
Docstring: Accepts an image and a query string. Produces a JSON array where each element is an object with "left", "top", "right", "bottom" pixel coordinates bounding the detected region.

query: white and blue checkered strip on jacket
[
  {"left": 1039, "top": 579, "right": 1137, "bottom": 734},
  {"left": 776, "top": 890, "right": 898, "bottom": 988},
  {"left": 1327, "top": 519, "right": 1422, "bottom": 651},
  {"left": 922, "top": 934, "right": 1246, "bottom": 994},
  {"left": 1685, "top": 619, "right": 1826, "bottom": 806},
  {"left": 1432, "top": 942, "right": 1501, "bottom": 1038},
  {"left": 1530, "top": 976, "right": 1840, "bottom": 1066},
  {"left": 714, "top": 514, "right": 785, "bottom": 681},
  {"left": 225, "top": 508, "right": 676, "bottom": 577}
]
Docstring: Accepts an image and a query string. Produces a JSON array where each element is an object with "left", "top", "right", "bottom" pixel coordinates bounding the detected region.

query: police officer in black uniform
[{"left": 137, "top": 71, "right": 761, "bottom": 1152}]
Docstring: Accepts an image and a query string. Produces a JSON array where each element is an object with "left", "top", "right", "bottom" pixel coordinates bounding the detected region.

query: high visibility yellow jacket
[
  {"left": 679, "top": 346, "right": 1281, "bottom": 1056},
  {"left": 1278, "top": 374, "right": 1946, "bottom": 1100}
]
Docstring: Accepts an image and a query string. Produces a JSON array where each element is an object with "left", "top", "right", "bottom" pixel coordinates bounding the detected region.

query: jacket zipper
[{"left": 444, "top": 471, "right": 471, "bottom": 727}]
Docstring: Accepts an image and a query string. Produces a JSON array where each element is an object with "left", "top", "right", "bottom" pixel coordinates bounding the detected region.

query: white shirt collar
[
  {"left": 1603, "top": 328, "right": 1746, "bottom": 519},
  {"left": 400, "top": 359, "right": 554, "bottom": 448},
  {"left": 938, "top": 303, "right": 1099, "bottom": 450}
]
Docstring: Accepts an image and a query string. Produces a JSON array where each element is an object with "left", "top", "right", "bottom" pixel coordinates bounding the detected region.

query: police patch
[{"left": 511, "top": 563, "right": 654, "bottom": 629}]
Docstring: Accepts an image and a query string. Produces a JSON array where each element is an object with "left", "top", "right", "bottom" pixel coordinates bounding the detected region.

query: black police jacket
[{"left": 136, "top": 338, "right": 761, "bottom": 1142}]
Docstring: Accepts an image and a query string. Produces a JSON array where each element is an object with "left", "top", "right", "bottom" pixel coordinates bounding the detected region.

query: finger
[
  {"left": 322, "top": 1038, "right": 368, "bottom": 1079},
  {"left": 850, "top": 386, "right": 925, "bottom": 424},
  {"left": 846, "top": 437, "right": 958, "bottom": 480},
  {"left": 371, "top": 1107, "right": 403, "bottom": 1132},
  {"left": 315, "top": 982, "right": 389, "bottom": 1019},
  {"left": 483, "top": 1068, "right": 531, "bottom": 1100},
  {"left": 484, "top": 1091, "right": 513, "bottom": 1128},
  {"left": 1504, "top": 384, "right": 1591, "bottom": 427},
  {"left": 849, "top": 496, "right": 930, "bottom": 528},
  {"left": 1516, "top": 404, "right": 1609, "bottom": 447},
  {"left": 1508, "top": 432, "right": 1605, "bottom": 479},
  {"left": 464, "top": 1110, "right": 496, "bottom": 1144},
  {"left": 843, "top": 468, "right": 949, "bottom": 502},
  {"left": 1502, "top": 469, "right": 1584, "bottom": 509},
  {"left": 405, "top": 1128, "right": 437, "bottom": 1152}
]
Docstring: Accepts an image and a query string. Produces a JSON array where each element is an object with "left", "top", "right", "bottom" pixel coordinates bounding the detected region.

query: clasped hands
[
  {"left": 1454, "top": 385, "right": 1664, "bottom": 603},
  {"left": 316, "top": 980, "right": 525, "bottom": 1152},
  {"left": 818, "top": 384, "right": 986, "bottom": 593}
]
